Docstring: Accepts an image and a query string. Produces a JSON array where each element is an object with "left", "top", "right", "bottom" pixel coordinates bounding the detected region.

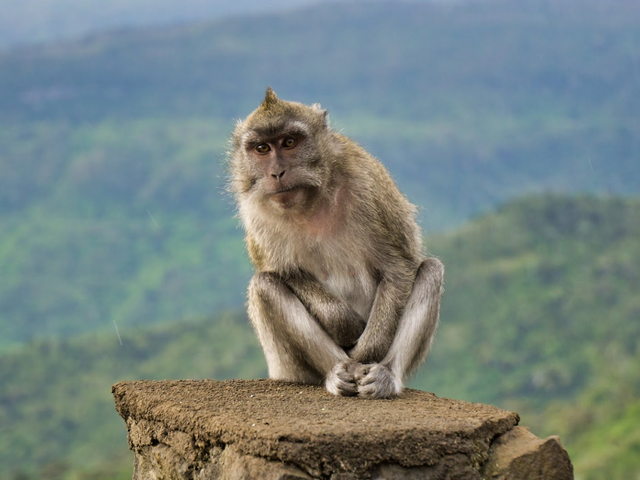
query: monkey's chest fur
[
  {"left": 247, "top": 205, "right": 378, "bottom": 320},
  {"left": 305, "top": 243, "right": 377, "bottom": 320},
  {"left": 288, "top": 232, "right": 376, "bottom": 320}
]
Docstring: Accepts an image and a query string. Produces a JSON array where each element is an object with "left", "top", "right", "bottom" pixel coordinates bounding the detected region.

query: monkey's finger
[
  {"left": 353, "top": 364, "right": 371, "bottom": 382},
  {"left": 358, "top": 377, "right": 397, "bottom": 399},
  {"left": 357, "top": 364, "right": 401, "bottom": 399},
  {"left": 357, "top": 373, "right": 377, "bottom": 386},
  {"left": 327, "top": 376, "right": 358, "bottom": 396},
  {"left": 326, "top": 362, "right": 358, "bottom": 396},
  {"left": 358, "top": 383, "right": 383, "bottom": 399},
  {"left": 335, "top": 369, "right": 354, "bottom": 382},
  {"left": 337, "top": 379, "right": 359, "bottom": 396},
  {"left": 358, "top": 364, "right": 390, "bottom": 386}
]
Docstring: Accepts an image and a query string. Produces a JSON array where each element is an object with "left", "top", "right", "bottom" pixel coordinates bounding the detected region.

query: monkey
[{"left": 229, "top": 88, "right": 444, "bottom": 399}]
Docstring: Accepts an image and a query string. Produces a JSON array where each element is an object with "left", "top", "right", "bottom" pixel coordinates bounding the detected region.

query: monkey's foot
[
  {"left": 354, "top": 363, "right": 403, "bottom": 399},
  {"left": 325, "top": 360, "right": 360, "bottom": 396}
]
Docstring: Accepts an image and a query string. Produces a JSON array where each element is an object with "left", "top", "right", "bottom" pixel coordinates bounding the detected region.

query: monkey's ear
[
  {"left": 311, "top": 103, "right": 328, "bottom": 124},
  {"left": 262, "top": 87, "right": 279, "bottom": 108},
  {"left": 232, "top": 119, "right": 246, "bottom": 147}
]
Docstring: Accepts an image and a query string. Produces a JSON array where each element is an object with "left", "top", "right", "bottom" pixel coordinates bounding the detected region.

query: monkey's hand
[
  {"left": 325, "top": 360, "right": 361, "bottom": 396},
  {"left": 354, "top": 363, "right": 403, "bottom": 399}
]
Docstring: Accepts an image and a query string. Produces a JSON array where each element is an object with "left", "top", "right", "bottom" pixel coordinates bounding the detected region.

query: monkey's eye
[
  {"left": 255, "top": 143, "right": 271, "bottom": 154},
  {"left": 282, "top": 137, "right": 297, "bottom": 149}
]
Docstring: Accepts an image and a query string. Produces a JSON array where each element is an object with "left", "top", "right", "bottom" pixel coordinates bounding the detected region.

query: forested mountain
[
  {"left": 423, "top": 196, "right": 640, "bottom": 480},
  {"left": 1, "top": 0, "right": 639, "bottom": 349},
  {"left": 1, "top": 3, "right": 639, "bottom": 477},
  {"left": 2, "top": 195, "right": 638, "bottom": 479}
]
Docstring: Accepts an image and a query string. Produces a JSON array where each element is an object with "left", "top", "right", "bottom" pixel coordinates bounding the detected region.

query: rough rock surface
[{"left": 112, "top": 379, "right": 573, "bottom": 479}]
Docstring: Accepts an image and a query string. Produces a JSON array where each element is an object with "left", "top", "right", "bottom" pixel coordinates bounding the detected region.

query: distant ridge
[{"left": 0, "top": 0, "right": 319, "bottom": 49}]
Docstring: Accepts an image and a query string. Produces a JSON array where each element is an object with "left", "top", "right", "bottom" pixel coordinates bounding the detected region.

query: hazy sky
[{"left": 0, "top": 0, "right": 321, "bottom": 48}]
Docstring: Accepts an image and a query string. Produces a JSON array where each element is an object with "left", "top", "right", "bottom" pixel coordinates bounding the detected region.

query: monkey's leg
[
  {"left": 283, "top": 270, "right": 367, "bottom": 349},
  {"left": 248, "top": 272, "right": 358, "bottom": 395},
  {"left": 356, "top": 258, "right": 444, "bottom": 399}
]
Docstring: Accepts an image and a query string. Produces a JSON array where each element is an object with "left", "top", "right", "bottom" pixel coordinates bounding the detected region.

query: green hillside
[
  {"left": 1, "top": 0, "right": 640, "bottom": 349},
  {"left": 1, "top": 311, "right": 265, "bottom": 479},
  {"left": 422, "top": 195, "right": 640, "bottom": 404},
  {"left": 2, "top": 195, "right": 639, "bottom": 479},
  {"left": 419, "top": 195, "right": 640, "bottom": 479},
  {"left": 0, "top": 118, "right": 252, "bottom": 348}
]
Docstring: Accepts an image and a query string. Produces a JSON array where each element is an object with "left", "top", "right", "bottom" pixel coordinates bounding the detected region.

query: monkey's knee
[
  {"left": 248, "top": 272, "right": 287, "bottom": 298},
  {"left": 247, "top": 272, "right": 293, "bottom": 346},
  {"left": 417, "top": 257, "right": 444, "bottom": 287},
  {"left": 247, "top": 272, "right": 293, "bottom": 317},
  {"left": 408, "top": 257, "right": 444, "bottom": 305}
]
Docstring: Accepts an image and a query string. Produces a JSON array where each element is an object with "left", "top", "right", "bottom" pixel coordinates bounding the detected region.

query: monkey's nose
[{"left": 271, "top": 170, "right": 285, "bottom": 180}]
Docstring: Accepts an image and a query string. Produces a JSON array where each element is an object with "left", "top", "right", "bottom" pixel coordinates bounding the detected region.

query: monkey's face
[
  {"left": 231, "top": 89, "right": 331, "bottom": 212},
  {"left": 245, "top": 130, "right": 316, "bottom": 209}
]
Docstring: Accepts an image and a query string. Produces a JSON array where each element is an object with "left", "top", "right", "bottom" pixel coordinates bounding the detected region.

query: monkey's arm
[
  {"left": 348, "top": 270, "right": 413, "bottom": 364},
  {"left": 283, "top": 270, "right": 367, "bottom": 349},
  {"left": 352, "top": 258, "right": 444, "bottom": 398},
  {"left": 247, "top": 237, "right": 363, "bottom": 347}
]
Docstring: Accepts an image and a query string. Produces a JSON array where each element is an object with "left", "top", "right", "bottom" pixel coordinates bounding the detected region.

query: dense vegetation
[
  {"left": 1, "top": 1, "right": 639, "bottom": 479},
  {"left": 0, "top": 311, "right": 264, "bottom": 479},
  {"left": 1, "top": 0, "right": 640, "bottom": 349},
  {"left": 422, "top": 196, "right": 640, "bottom": 479},
  {"left": 0, "top": 118, "right": 253, "bottom": 348},
  {"left": 2, "top": 195, "right": 639, "bottom": 479}
]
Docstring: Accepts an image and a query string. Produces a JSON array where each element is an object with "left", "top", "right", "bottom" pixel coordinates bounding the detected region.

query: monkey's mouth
[
  {"left": 270, "top": 185, "right": 304, "bottom": 207},
  {"left": 274, "top": 185, "right": 300, "bottom": 194}
]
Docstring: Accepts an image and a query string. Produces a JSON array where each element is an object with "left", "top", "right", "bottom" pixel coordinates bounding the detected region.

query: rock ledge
[{"left": 112, "top": 379, "right": 573, "bottom": 479}]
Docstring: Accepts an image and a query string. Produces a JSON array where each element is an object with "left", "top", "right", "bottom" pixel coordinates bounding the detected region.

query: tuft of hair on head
[
  {"left": 244, "top": 87, "right": 329, "bottom": 135},
  {"left": 261, "top": 87, "right": 280, "bottom": 109}
]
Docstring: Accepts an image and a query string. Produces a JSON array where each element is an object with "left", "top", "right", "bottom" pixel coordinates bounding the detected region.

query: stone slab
[{"left": 112, "top": 379, "right": 571, "bottom": 479}]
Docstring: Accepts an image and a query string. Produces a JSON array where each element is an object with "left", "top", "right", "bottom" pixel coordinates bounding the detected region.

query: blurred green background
[{"left": 0, "top": 1, "right": 639, "bottom": 478}]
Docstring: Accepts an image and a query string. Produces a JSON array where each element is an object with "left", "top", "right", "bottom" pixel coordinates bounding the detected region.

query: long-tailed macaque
[{"left": 229, "top": 88, "right": 444, "bottom": 399}]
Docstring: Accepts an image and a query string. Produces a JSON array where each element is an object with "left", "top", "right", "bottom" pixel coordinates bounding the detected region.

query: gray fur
[{"left": 230, "top": 89, "right": 444, "bottom": 398}]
